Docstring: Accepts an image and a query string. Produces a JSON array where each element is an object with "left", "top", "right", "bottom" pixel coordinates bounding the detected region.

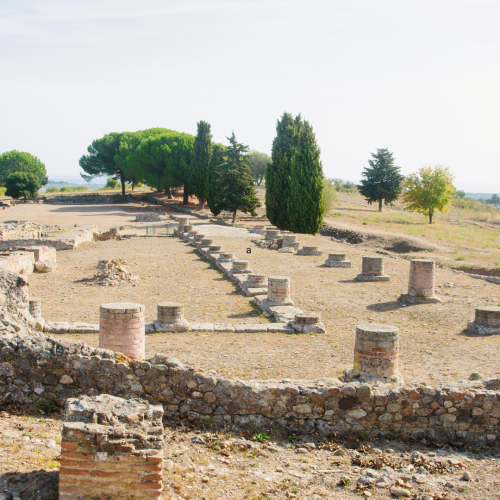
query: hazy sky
[{"left": 1, "top": 0, "right": 499, "bottom": 191}]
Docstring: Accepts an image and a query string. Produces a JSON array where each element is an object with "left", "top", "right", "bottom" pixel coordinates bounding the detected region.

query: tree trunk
[
  {"left": 199, "top": 197, "right": 205, "bottom": 209},
  {"left": 165, "top": 186, "right": 172, "bottom": 199},
  {"left": 429, "top": 212, "right": 433, "bottom": 224},
  {"left": 120, "top": 171, "right": 126, "bottom": 197},
  {"left": 131, "top": 179, "right": 135, "bottom": 192},
  {"left": 232, "top": 210, "right": 237, "bottom": 223},
  {"left": 183, "top": 185, "right": 189, "bottom": 205},
  {"left": 378, "top": 197, "right": 383, "bottom": 212}
]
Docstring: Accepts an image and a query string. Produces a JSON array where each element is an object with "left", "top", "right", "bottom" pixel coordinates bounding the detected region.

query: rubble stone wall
[{"left": 1, "top": 331, "right": 499, "bottom": 446}]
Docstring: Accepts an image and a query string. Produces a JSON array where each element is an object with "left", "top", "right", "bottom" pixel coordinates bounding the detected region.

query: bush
[
  {"left": 0, "top": 187, "right": 7, "bottom": 196},
  {"left": 323, "top": 178, "right": 338, "bottom": 212},
  {"left": 104, "top": 177, "right": 120, "bottom": 189},
  {"left": 45, "top": 187, "right": 60, "bottom": 193},
  {"left": 74, "top": 186, "right": 89, "bottom": 192},
  {"left": 59, "top": 186, "right": 75, "bottom": 193}
]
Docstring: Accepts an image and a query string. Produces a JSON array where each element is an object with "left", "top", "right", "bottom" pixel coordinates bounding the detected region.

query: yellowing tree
[{"left": 402, "top": 166, "right": 454, "bottom": 224}]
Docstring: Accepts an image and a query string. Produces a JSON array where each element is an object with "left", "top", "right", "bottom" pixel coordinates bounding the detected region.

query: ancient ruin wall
[{"left": 1, "top": 331, "right": 499, "bottom": 446}]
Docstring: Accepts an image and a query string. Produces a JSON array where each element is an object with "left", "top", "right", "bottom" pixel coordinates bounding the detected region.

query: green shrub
[
  {"left": 75, "top": 186, "right": 89, "bottom": 192},
  {"left": 0, "top": 187, "right": 7, "bottom": 196},
  {"left": 322, "top": 178, "right": 337, "bottom": 212},
  {"left": 60, "top": 186, "right": 75, "bottom": 193},
  {"left": 45, "top": 187, "right": 60, "bottom": 193},
  {"left": 104, "top": 177, "right": 120, "bottom": 189}
]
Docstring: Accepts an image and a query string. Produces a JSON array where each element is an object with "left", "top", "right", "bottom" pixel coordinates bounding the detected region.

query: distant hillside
[
  {"left": 465, "top": 193, "right": 499, "bottom": 200},
  {"left": 43, "top": 180, "right": 105, "bottom": 191}
]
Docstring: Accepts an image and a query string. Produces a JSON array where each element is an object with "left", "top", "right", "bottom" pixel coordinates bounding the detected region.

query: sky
[{"left": 1, "top": 0, "right": 500, "bottom": 191}]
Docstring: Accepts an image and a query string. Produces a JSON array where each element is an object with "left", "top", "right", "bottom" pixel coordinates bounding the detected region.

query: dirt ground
[
  {"left": 14, "top": 204, "right": 498, "bottom": 384},
  {"left": 1, "top": 411, "right": 499, "bottom": 500}
]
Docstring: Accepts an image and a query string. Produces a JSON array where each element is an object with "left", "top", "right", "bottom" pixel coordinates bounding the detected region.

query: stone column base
[
  {"left": 355, "top": 273, "right": 390, "bottom": 282},
  {"left": 325, "top": 260, "right": 351, "bottom": 268},
  {"left": 467, "top": 321, "right": 500, "bottom": 335},
  {"left": 398, "top": 294, "right": 441, "bottom": 304}
]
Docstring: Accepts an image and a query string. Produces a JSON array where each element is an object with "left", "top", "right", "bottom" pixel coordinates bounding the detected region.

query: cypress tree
[
  {"left": 206, "top": 143, "right": 226, "bottom": 216},
  {"left": 358, "top": 148, "right": 403, "bottom": 212},
  {"left": 189, "top": 121, "right": 212, "bottom": 208},
  {"left": 265, "top": 113, "right": 301, "bottom": 230},
  {"left": 288, "top": 120, "right": 325, "bottom": 234}
]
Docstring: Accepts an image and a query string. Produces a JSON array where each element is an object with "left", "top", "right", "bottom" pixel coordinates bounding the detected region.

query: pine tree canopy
[{"left": 358, "top": 148, "right": 403, "bottom": 211}]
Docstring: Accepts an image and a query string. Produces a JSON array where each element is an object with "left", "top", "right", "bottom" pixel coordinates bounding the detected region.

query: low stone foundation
[
  {"left": 2, "top": 331, "right": 500, "bottom": 447},
  {"left": 356, "top": 256, "right": 390, "bottom": 282},
  {"left": 399, "top": 259, "right": 441, "bottom": 304},
  {"left": 297, "top": 245, "right": 323, "bottom": 256},
  {"left": 325, "top": 253, "right": 351, "bottom": 268},
  {"left": 467, "top": 307, "right": 500, "bottom": 335},
  {"left": 59, "top": 394, "right": 164, "bottom": 500},
  {"left": 154, "top": 302, "right": 189, "bottom": 332}
]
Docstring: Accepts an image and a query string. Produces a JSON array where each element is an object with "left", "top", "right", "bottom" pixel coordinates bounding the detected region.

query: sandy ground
[
  {"left": 17, "top": 204, "right": 499, "bottom": 384},
  {"left": 1, "top": 411, "right": 499, "bottom": 500}
]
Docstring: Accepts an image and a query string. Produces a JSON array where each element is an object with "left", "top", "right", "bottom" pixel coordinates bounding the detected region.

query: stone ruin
[
  {"left": 0, "top": 245, "right": 56, "bottom": 275},
  {"left": 468, "top": 306, "right": 500, "bottom": 335},
  {"left": 324, "top": 252, "right": 351, "bottom": 268},
  {"left": 59, "top": 394, "right": 164, "bottom": 500},
  {"left": 3, "top": 213, "right": 500, "bottom": 454},
  {"left": 355, "top": 256, "right": 390, "bottom": 282},
  {"left": 135, "top": 213, "right": 162, "bottom": 222},
  {"left": 88, "top": 259, "right": 140, "bottom": 286},
  {"left": 345, "top": 324, "right": 403, "bottom": 385},
  {"left": 398, "top": 259, "right": 441, "bottom": 304}
]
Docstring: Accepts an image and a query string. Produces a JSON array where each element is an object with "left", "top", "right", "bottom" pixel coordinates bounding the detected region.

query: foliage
[
  {"left": 79, "top": 132, "right": 127, "bottom": 195},
  {"left": 454, "top": 189, "right": 466, "bottom": 199},
  {"left": 0, "top": 150, "right": 48, "bottom": 187},
  {"left": 484, "top": 194, "right": 500, "bottom": 205},
  {"left": 323, "top": 178, "right": 338, "bottom": 212},
  {"left": 288, "top": 120, "right": 325, "bottom": 234},
  {"left": 402, "top": 165, "right": 455, "bottom": 224},
  {"left": 60, "top": 186, "right": 75, "bottom": 193},
  {"left": 189, "top": 121, "right": 212, "bottom": 206},
  {"left": 358, "top": 148, "right": 403, "bottom": 211},
  {"left": 207, "top": 133, "right": 261, "bottom": 222},
  {"left": 130, "top": 130, "right": 195, "bottom": 197},
  {"left": 266, "top": 113, "right": 325, "bottom": 233},
  {"left": 5, "top": 172, "right": 43, "bottom": 202},
  {"left": 248, "top": 150, "right": 270, "bottom": 185},
  {"left": 104, "top": 177, "right": 120, "bottom": 189},
  {"left": 75, "top": 186, "right": 89, "bottom": 192},
  {"left": 45, "top": 187, "right": 59, "bottom": 193},
  {"left": 266, "top": 112, "right": 300, "bottom": 230},
  {"left": 253, "top": 433, "right": 270, "bottom": 442},
  {"left": 206, "top": 143, "right": 227, "bottom": 216},
  {"left": 328, "top": 178, "right": 358, "bottom": 193}
]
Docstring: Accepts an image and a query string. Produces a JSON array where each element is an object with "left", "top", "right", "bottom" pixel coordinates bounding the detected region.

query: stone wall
[
  {"left": 1, "top": 330, "right": 499, "bottom": 446},
  {"left": 0, "top": 221, "right": 42, "bottom": 240},
  {"left": 0, "top": 225, "right": 98, "bottom": 251}
]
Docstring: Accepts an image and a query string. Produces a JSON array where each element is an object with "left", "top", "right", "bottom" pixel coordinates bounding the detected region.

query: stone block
[
  {"left": 59, "top": 394, "right": 164, "bottom": 500},
  {"left": 189, "top": 323, "right": 214, "bottom": 332},
  {"left": 234, "top": 324, "right": 269, "bottom": 333}
]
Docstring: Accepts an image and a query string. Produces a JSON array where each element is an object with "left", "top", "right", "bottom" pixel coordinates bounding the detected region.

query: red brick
[
  {"left": 61, "top": 451, "right": 95, "bottom": 460},
  {"left": 59, "top": 468, "right": 90, "bottom": 476},
  {"left": 91, "top": 470, "right": 123, "bottom": 478},
  {"left": 61, "top": 441, "right": 79, "bottom": 450},
  {"left": 131, "top": 463, "right": 162, "bottom": 472},
  {"left": 143, "top": 473, "right": 162, "bottom": 482},
  {"left": 146, "top": 454, "right": 163, "bottom": 464},
  {"left": 59, "top": 476, "right": 79, "bottom": 484},
  {"left": 132, "top": 481, "right": 162, "bottom": 489}
]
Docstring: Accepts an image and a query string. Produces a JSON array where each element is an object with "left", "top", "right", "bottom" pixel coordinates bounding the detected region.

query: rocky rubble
[
  {"left": 320, "top": 224, "right": 365, "bottom": 244},
  {"left": 87, "top": 259, "right": 139, "bottom": 286},
  {"left": 135, "top": 213, "right": 162, "bottom": 222}
]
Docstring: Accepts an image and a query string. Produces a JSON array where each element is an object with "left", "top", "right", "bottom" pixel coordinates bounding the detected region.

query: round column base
[
  {"left": 398, "top": 294, "right": 441, "bottom": 304},
  {"left": 467, "top": 321, "right": 500, "bottom": 335},
  {"left": 325, "top": 260, "right": 351, "bottom": 268},
  {"left": 355, "top": 274, "right": 390, "bottom": 282}
]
